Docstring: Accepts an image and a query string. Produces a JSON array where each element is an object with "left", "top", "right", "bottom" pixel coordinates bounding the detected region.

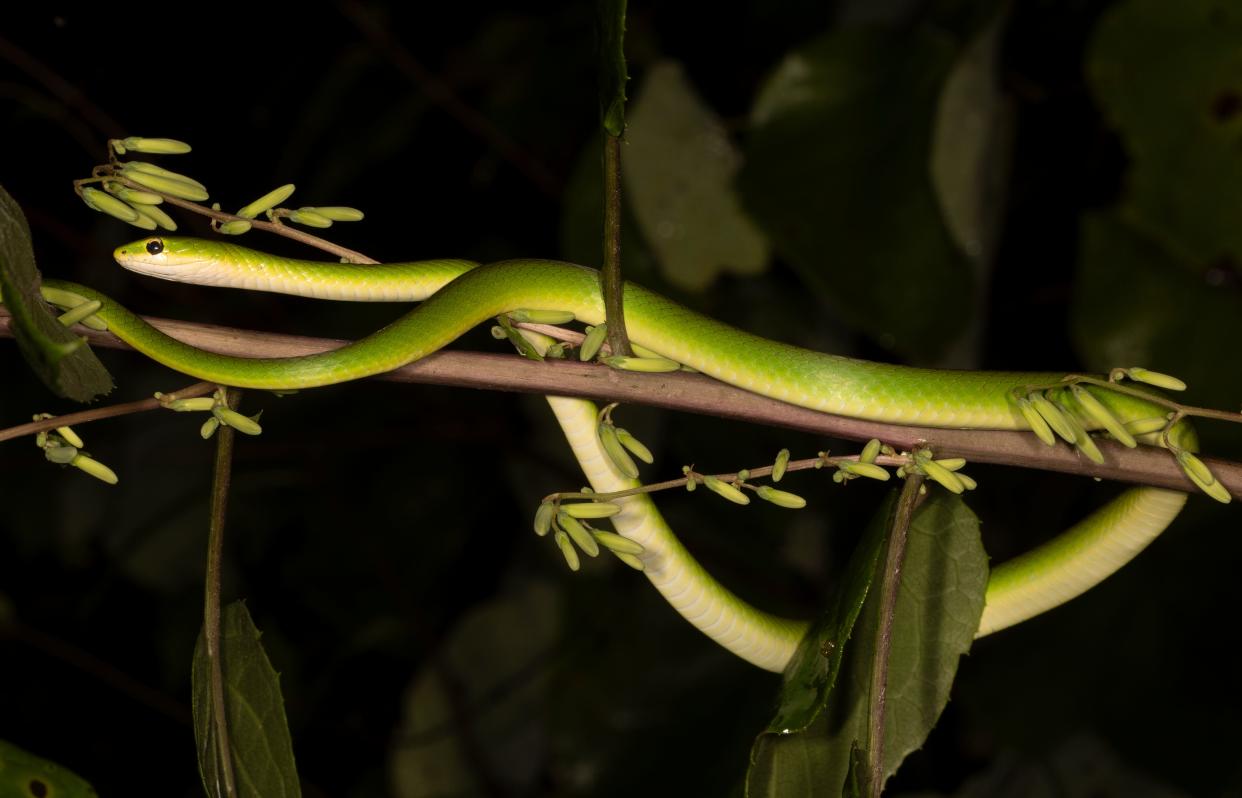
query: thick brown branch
[{"left": 1, "top": 307, "right": 1239, "bottom": 499}]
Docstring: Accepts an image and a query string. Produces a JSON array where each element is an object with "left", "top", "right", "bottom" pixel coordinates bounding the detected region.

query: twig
[
  {"left": 601, "top": 133, "right": 632, "bottom": 357},
  {"left": 0, "top": 381, "right": 213, "bottom": 444},
  {"left": 1, "top": 308, "right": 1239, "bottom": 498},
  {"left": 204, "top": 387, "right": 240, "bottom": 797},
  {"left": 336, "top": 0, "right": 561, "bottom": 198}
]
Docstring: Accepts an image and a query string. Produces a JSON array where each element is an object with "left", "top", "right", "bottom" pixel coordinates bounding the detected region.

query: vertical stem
[
  {"left": 601, "top": 133, "right": 632, "bottom": 357},
  {"left": 867, "top": 474, "right": 925, "bottom": 797},
  {"left": 205, "top": 387, "right": 239, "bottom": 797}
]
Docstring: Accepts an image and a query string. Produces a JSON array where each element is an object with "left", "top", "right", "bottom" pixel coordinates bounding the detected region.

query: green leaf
[
  {"left": 192, "top": 601, "right": 301, "bottom": 798},
  {"left": 738, "top": 27, "right": 975, "bottom": 359},
  {"left": 1088, "top": 0, "right": 1242, "bottom": 271},
  {"left": 1073, "top": 211, "right": 1242, "bottom": 431},
  {"left": 624, "top": 61, "right": 771, "bottom": 291},
  {"left": 930, "top": 7, "right": 1011, "bottom": 267},
  {"left": 0, "top": 739, "right": 97, "bottom": 797},
  {"left": 747, "top": 493, "right": 986, "bottom": 796},
  {"left": 596, "top": 0, "right": 628, "bottom": 136},
  {"left": 0, "top": 184, "right": 112, "bottom": 400},
  {"left": 389, "top": 582, "right": 561, "bottom": 797}
]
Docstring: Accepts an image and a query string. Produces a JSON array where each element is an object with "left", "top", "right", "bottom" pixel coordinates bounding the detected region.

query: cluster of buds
[
  {"left": 157, "top": 388, "right": 263, "bottom": 439},
  {"left": 33, "top": 414, "right": 116, "bottom": 484}
]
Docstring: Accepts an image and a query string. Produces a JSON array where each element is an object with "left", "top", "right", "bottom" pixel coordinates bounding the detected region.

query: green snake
[{"left": 33, "top": 236, "right": 1192, "bottom": 672}]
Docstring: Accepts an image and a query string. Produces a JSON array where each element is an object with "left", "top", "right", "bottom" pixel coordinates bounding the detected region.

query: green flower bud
[
  {"left": 133, "top": 202, "right": 177, "bottom": 231},
  {"left": 1123, "top": 416, "right": 1169, "bottom": 436},
  {"left": 601, "top": 355, "right": 682, "bottom": 373},
  {"left": 212, "top": 406, "right": 263, "bottom": 435},
  {"left": 756, "top": 485, "right": 807, "bottom": 509},
  {"left": 1016, "top": 397, "right": 1056, "bottom": 446},
  {"left": 289, "top": 208, "right": 334, "bottom": 228},
  {"left": 860, "top": 439, "right": 882, "bottom": 464},
  {"left": 55, "top": 425, "right": 85, "bottom": 448},
  {"left": 557, "top": 512, "right": 600, "bottom": 557},
  {"left": 533, "top": 502, "right": 555, "bottom": 536},
  {"left": 921, "top": 459, "right": 964, "bottom": 494},
  {"left": 120, "top": 137, "right": 192, "bottom": 154},
  {"left": 579, "top": 323, "right": 608, "bottom": 362},
  {"left": 613, "top": 551, "right": 646, "bottom": 571},
  {"left": 934, "top": 457, "right": 966, "bottom": 471},
  {"left": 553, "top": 529, "right": 580, "bottom": 572},
  {"left": 236, "top": 184, "right": 296, "bottom": 219},
  {"left": 307, "top": 206, "right": 365, "bottom": 222},
  {"left": 163, "top": 397, "right": 217, "bottom": 411},
  {"left": 772, "top": 448, "right": 790, "bottom": 482},
  {"left": 507, "top": 308, "right": 576, "bottom": 324},
  {"left": 44, "top": 444, "right": 79, "bottom": 464},
  {"left": 1070, "top": 384, "right": 1136, "bottom": 448},
  {"left": 591, "top": 530, "right": 645, "bottom": 555},
  {"left": 122, "top": 160, "right": 207, "bottom": 189},
  {"left": 702, "top": 475, "right": 750, "bottom": 505},
  {"left": 1126, "top": 368, "right": 1186, "bottom": 391},
  {"left": 1028, "top": 393, "right": 1077, "bottom": 444},
  {"left": 120, "top": 167, "right": 210, "bottom": 201},
  {"left": 560, "top": 501, "right": 622, "bottom": 519},
  {"left": 598, "top": 422, "right": 639, "bottom": 479},
  {"left": 71, "top": 454, "right": 118, "bottom": 484},
  {"left": 56, "top": 300, "right": 102, "bottom": 328},
  {"left": 1176, "top": 451, "right": 1215, "bottom": 486},
  {"left": 839, "top": 462, "right": 890, "bottom": 481},
  {"left": 615, "top": 428, "right": 654, "bottom": 465},
  {"left": 110, "top": 186, "right": 164, "bottom": 205},
  {"left": 219, "top": 220, "right": 253, "bottom": 236},
  {"left": 956, "top": 473, "right": 978, "bottom": 491},
  {"left": 81, "top": 187, "right": 139, "bottom": 223}
]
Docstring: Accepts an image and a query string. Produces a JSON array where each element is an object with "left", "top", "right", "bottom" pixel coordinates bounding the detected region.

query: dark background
[{"left": 2, "top": 2, "right": 1240, "bottom": 796}]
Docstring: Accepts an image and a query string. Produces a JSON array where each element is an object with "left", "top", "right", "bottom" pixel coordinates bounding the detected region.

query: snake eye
[{"left": 145, "top": 238, "right": 164, "bottom": 256}]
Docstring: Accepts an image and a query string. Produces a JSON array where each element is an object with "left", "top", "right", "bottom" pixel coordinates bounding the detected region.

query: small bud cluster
[
  {"left": 33, "top": 414, "right": 117, "bottom": 485},
  {"left": 157, "top": 388, "right": 263, "bottom": 439}
]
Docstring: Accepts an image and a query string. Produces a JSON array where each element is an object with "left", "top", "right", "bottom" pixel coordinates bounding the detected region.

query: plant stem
[
  {"left": 204, "top": 387, "right": 239, "bottom": 797},
  {"left": 601, "top": 133, "right": 632, "bottom": 357},
  {"left": 867, "top": 473, "right": 925, "bottom": 797},
  {"left": 2, "top": 308, "right": 1238, "bottom": 498}
]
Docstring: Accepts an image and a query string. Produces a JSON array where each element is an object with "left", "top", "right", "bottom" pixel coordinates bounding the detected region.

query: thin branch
[
  {"left": 2, "top": 308, "right": 1239, "bottom": 498},
  {"left": 336, "top": 0, "right": 561, "bottom": 198},
  {"left": 601, "top": 133, "right": 632, "bottom": 357},
  {"left": 204, "top": 387, "right": 240, "bottom": 797},
  {"left": 867, "top": 473, "right": 924, "bottom": 797},
  {"left": 0, "top": 381, "right": 214, "bottom": 444}
]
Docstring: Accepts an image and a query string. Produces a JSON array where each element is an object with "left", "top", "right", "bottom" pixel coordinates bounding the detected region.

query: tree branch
[{"left": 2, "top": 307, "right": 1238, "bottom": 499}]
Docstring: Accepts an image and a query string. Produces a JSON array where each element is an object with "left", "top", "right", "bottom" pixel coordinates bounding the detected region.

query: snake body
[{"left": 35, "top": 236, "right": 1190, "bottom": 671}]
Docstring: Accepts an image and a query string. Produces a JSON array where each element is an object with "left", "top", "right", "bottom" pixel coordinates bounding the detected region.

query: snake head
[{"left": 113, "top": 236, "right": 220, "bottom": 285}]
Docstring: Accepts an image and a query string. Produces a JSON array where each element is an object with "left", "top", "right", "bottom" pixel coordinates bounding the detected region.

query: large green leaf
[
  {"left": 192, "top": 601, "right": 301, "bottom": 798},
  {"left": 0, "top": 184, "right": 112, "bottom": 401},
  {"left": 747, "top": 493, "right": 986, "bottom": 796},
  {"left": 738, "top": 27, "right": 975, "bottom": 360},
  {"left": 1088, "top": 0, "right": 1242, "bottom": 271},
  {"left": 388, "top": 582, "right": 561, "bottom": 797},
  {"left": 624, "top": 61, "right": 771, "bottom": 291},
  {"left": 1073, "top": 211, "right": 1242, "bottom": 433}
]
